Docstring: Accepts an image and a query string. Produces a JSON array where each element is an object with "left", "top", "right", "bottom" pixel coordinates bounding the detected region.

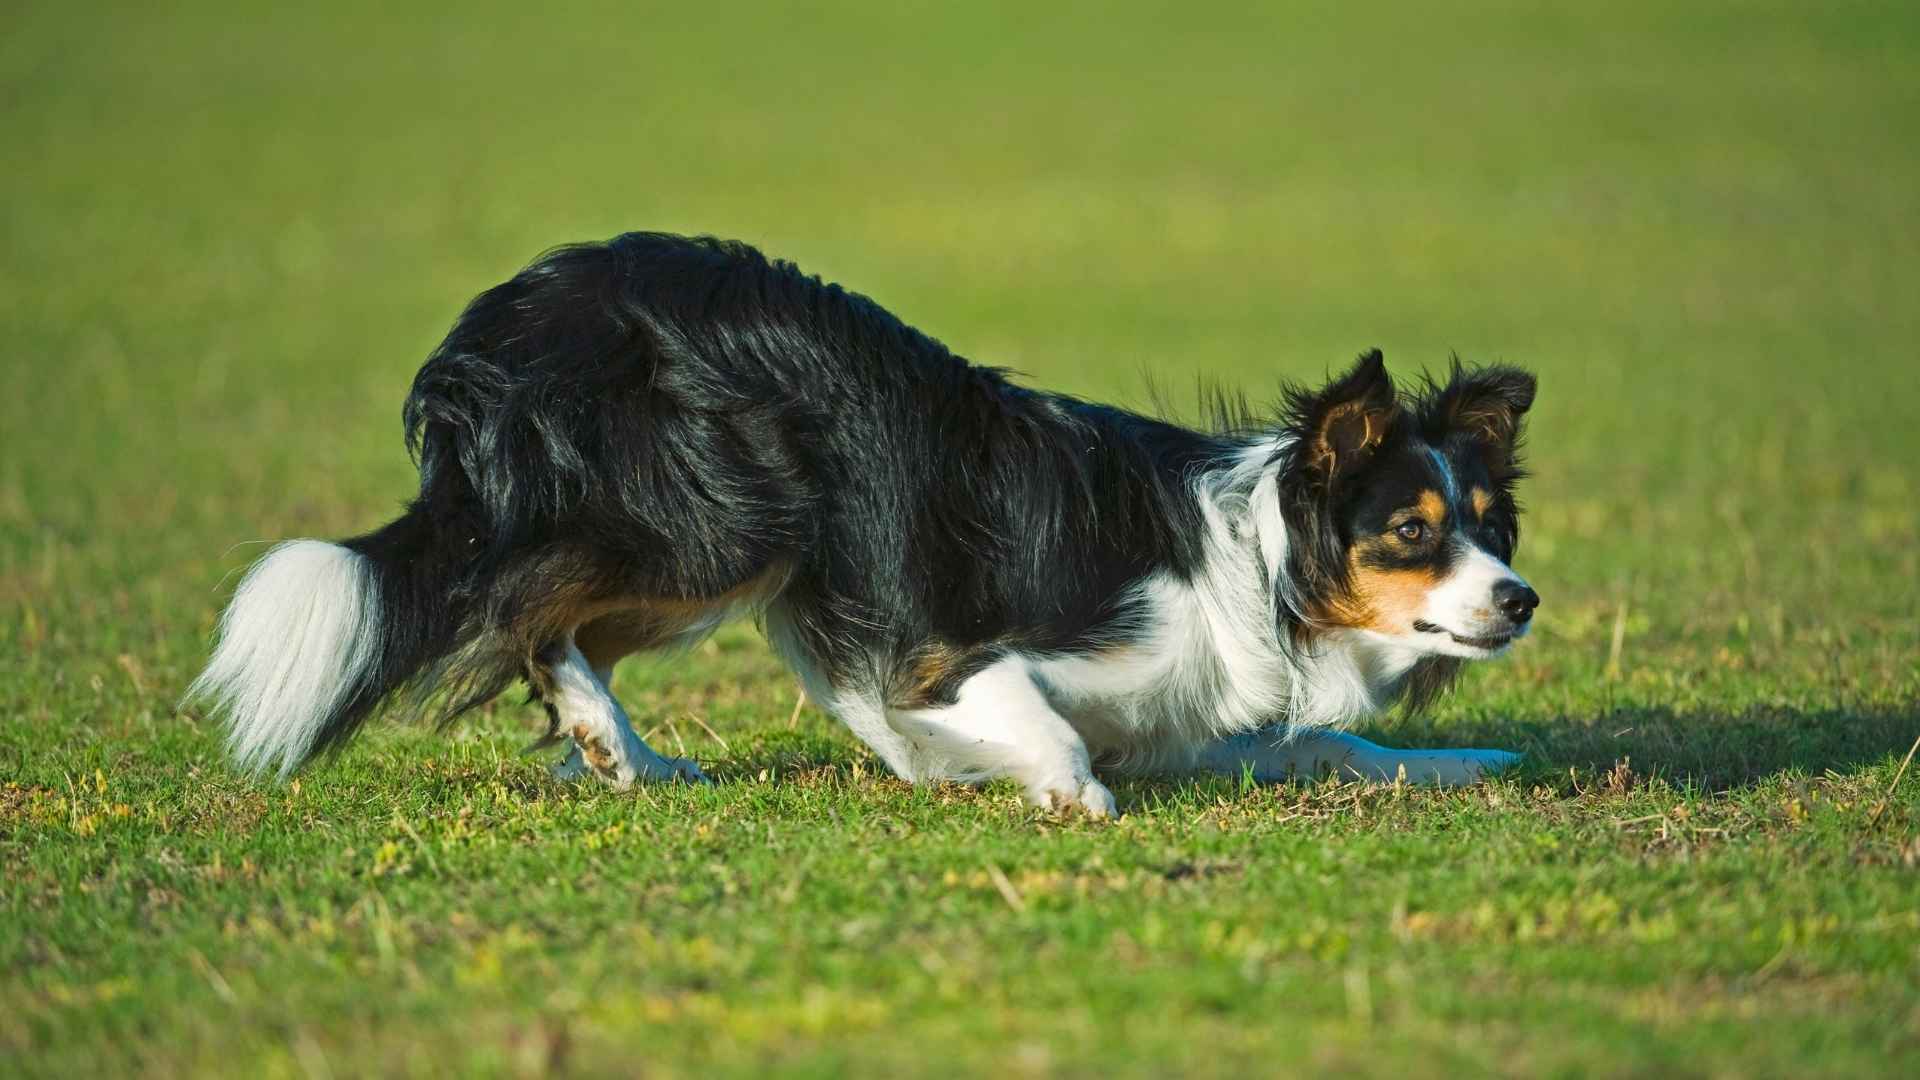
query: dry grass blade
[
  {"left": 983, "top": 863, "right": 1026, "bottom": 912},
  {"left": 1606, "top": 598, "right": 1629, "bottom": 679},
  {"left": 686, "top": 712, "right": 731, "bottom": 751},
  {"left": 660, "top": 714, "right": 690, "bottom": 758}
]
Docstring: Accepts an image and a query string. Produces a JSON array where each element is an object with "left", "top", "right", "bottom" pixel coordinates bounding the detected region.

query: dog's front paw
[
  {"left": 1029, "top": 778, "right": 1117, "bottom": 819},
  {"left": 1464, "top": 749, "right": 1523, "bottom": 779}
]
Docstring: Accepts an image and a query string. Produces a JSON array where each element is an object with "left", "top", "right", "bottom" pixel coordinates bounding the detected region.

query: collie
[{"left": 188, "top": 232, "right": 1540, "bottom": 815}]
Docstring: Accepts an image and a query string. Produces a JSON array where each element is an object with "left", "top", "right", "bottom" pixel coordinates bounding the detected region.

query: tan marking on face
[
  {"left": 1351, "top": 565, "right": 1444, "bottom": 632},
  {"left": 1416, "top": 489, "right": 1447, "bottom": 527},
  {"left": 1470, "top": 487, "right": 1493, "bottom": 518},
  {"left": 1317, "top": 541, "right": 1443, "bottom": 633}
]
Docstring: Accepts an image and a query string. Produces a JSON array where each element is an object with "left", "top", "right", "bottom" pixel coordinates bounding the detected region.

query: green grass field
[{"left": 5, "top": 1, "right": 1919, "bottom": 1075}]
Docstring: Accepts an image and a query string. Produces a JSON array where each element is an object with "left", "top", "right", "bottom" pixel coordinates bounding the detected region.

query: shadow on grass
[
  {"left": 599, "top": 698, "right": 1919, "bottom": 798},
  {"left": 1361, "top": 703, "right": 1920, "bottom": 792},
  {"left": 690, "top": 705, "right": 1920, "bottom": 796}
]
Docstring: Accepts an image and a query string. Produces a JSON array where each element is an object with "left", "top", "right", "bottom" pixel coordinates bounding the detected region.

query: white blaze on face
[{"left": 1419, "top": 542, "right": 1532, "bottom": 655}]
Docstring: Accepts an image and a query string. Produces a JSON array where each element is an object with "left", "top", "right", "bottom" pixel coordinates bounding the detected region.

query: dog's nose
[{"left": 1493, "top": 580, "right": 1540, "bottom": 623}]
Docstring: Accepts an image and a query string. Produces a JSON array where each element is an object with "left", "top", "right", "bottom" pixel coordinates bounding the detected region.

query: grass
[{"left": 4, "top": 0, "right": 1919, "bottom": 1074}]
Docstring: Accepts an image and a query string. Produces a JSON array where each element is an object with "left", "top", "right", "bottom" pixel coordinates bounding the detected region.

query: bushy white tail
[{"left": 185, "top": 540, "right": 385, "bottom": 777}]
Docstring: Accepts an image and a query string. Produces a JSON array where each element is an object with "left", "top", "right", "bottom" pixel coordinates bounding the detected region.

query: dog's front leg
[
  {"left": 888, "top": 657, "right": 1117, "bottom": 817},
  {"left": 1192, "top": 727, "right": 1519, "bottom": 787}
]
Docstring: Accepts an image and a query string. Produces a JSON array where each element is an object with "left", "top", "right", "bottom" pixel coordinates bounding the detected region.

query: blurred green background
[
  {"left": 6, "top": 1, "right": 1917, "bottom": 678},
  {"left": 4, "top": 1, "right": 1918, "bottom": 1075}
]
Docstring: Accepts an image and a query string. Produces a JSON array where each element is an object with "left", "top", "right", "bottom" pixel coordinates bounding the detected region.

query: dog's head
[{"left": 1274, "top": 350, "right": 1539, "bottom": 661}]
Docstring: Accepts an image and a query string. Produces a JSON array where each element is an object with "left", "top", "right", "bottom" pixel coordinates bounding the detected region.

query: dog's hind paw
[
  {"left": 552, "top": 744, "right": 711, "bottom": 787},
  {"left": 550, "top": 745, "right": 590, "bottom": 782},
  {"left": 633, "top": 754, "right": 713, "bottom": 786}
]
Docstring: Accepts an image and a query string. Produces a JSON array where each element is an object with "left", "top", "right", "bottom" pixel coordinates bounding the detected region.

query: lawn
[{"left": 4, "top": 1, "right": 1919, "bottom": 1075}]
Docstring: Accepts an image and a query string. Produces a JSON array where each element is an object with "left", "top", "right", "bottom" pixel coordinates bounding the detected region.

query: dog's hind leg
[
  {"left": 549, "top": 624, "right": 621, "bottom": 781},
  {"left": 1190, "top": 727, "right": 1519, "bottom": 787},
  {"left": 547, "top": 615, "right": 652, "bottom": 779},
  {"left": 888, "top": 656, "right": 1116, "bottom": 817},
  {"left": 535, "top": 638, "right": 709, "bottom": 787}
]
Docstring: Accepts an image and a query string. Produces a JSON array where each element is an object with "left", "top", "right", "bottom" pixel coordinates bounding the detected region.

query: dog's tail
[{"left": 184, "top": 494, "right": 494, "bottom": 777}]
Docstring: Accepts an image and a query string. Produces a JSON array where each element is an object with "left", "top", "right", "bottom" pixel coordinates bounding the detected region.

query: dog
[{"left": 187, "top": 232, "right": 1540, "bottom": 815}]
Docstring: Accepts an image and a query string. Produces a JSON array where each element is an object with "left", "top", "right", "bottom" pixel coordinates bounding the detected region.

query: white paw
[
  {"left": 1076, "top": 778, "right": 1118, "bottom": 818},
  {"left": 550, "top": 745, "right": 590, "bottom": 781},
  {"left": 1029, "top": 777, "right": 1117, "bottom": 819},
  {"left": 1468, "top": 749, "right": 1523, "bottom": 777},
  {"left": 1427, "top": 749, "right": 1522, "bottom": 785}
]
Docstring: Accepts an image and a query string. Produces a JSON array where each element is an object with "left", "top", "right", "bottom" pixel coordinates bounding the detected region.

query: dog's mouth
[{"left": 1413, "top": 620, "right": 1518, "bottom": 652}]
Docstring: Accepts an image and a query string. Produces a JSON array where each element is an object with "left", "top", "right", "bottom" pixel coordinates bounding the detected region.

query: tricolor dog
[{"left": 188, "top": 232, "right": 1541, "bottom": 815}]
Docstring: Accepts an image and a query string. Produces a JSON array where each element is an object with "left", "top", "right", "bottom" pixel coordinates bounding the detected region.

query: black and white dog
[{"left": 188, "top": 232, "right": 1541, "bottom": 815}]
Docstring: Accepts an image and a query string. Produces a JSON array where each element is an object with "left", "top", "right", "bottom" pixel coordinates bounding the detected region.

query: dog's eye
[{"left": 1395, "top": 520, "right": 1425, "bottom": 542}]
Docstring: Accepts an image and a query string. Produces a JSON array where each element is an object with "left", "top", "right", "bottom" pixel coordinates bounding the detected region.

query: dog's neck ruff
[
  {"left": 1026, "top": 435, "right": 1407, "bottom": 766},
  {"left": 1203, "top": 437, "right": 1416, "bottom": 725}
]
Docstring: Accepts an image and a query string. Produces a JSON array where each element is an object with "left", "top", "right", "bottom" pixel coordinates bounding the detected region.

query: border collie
[{"left": 187, "top": 232, "right": 1540, "bottom": 816}]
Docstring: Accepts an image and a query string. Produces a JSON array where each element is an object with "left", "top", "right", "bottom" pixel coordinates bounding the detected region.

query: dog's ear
[
  {"left": 1286, "top": 349, "right": 1398, "bottom": 486},
  {"left": 1421, "top": 360, "right": 1535, "bottom": 480}
]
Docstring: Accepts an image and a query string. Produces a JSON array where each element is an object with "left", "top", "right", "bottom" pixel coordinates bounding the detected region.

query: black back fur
[{"left": 363, "top": 234, "right": 1241, "bottom": 723}]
